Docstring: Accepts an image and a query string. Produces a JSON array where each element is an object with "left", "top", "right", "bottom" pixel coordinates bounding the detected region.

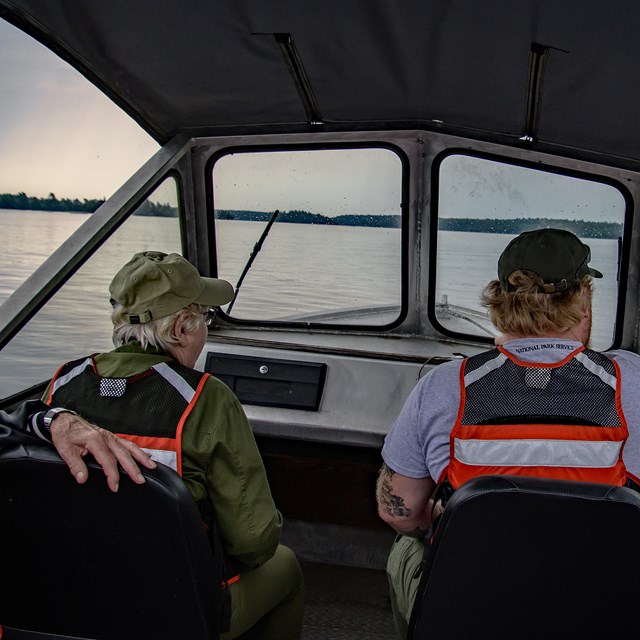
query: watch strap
[{"left": 43, "top": 407, "right": 78, "bottom": 430}]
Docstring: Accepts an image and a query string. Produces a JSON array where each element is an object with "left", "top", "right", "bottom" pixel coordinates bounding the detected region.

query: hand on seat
[{"left": 50, "top": 412, "right": 156, "bottom": 492}]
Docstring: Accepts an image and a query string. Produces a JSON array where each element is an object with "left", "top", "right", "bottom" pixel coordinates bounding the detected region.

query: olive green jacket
[{"left": 44, "top": 341, "right": 282, "bottom": 569}]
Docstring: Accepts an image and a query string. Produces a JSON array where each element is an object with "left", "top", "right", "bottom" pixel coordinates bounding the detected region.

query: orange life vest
[
  {"left": 442, "top": 345, "right": 631, "bottom": 489},
  {"left": 48, "top": 354, "right": 241, "bottom": 600},
  {"left": 47, "top": 355, "right": 209, "bottom": 476}
]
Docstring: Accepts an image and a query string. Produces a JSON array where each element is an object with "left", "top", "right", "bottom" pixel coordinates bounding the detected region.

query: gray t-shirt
[{"left": 382, "top": 338, "right": 640, "bottom": 481}]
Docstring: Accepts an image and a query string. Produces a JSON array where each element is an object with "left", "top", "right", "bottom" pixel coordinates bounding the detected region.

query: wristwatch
[{"left": 42, "top": 407, "right": 78, "bottom": 430}]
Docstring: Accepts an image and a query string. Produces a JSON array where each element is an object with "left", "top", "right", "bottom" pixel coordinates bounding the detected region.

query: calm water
[
  {"left": 0, "top": 209, "right": 182, "bottom": 397},
  {"left": 0, "top": 209, "right": 620, "bottom": 397}
]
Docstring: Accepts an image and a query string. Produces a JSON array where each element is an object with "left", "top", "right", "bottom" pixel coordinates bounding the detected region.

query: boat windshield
[
  {"left": 211, "top": 147, "right": 404, "bottom": 327},
  {"left": 433, "top": 153, "right": 628, "bottom": 351}
]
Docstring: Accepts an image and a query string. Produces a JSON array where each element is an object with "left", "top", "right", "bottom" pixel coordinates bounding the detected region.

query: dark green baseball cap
[
  {"left": 498, "top": 228, "right": 603, "bottom": 293},
  {"left": 109, "top": 251, "right": 234, "bottom": 324}
]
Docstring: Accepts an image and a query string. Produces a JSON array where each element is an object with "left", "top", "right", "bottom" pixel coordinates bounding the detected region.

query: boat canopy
[{"left": 2, "top": 0, "right": 640, "bottom": 166}]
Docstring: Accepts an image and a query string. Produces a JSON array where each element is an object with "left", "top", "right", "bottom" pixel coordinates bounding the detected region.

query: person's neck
[{"left": 501, "top": 330, "right": 586, "bottom": 346}]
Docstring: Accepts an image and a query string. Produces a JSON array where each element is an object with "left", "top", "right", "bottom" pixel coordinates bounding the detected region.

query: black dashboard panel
[{"left": 205, "top": 353, "right": 326, "bottom": 411}]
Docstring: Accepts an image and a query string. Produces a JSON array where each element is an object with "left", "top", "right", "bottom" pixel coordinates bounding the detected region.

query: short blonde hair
[
  {"left": 112, "top": 302, "right": 206, "bottom": 350},
  {"left": 481, "top": 270, "right": 592, "bottom": 337}
]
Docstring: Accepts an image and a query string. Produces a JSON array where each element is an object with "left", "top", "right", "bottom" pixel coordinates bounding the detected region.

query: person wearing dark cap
[
  {"left": 376, "top": 228, "right": 640, "bottom": 639},
  {"left": 43, "top": 251, "right": 304, "bottom": 640}
]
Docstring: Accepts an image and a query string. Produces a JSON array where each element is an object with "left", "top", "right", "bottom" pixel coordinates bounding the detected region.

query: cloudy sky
[
  {"left": 214, "top": 148, "right": 403, "bottom": 217},
  {"left": 439, "top": 155, "right": 626, "bottom": 222},
  {"left": 0, "top": 19, "right": 158, "bottom": 200}
]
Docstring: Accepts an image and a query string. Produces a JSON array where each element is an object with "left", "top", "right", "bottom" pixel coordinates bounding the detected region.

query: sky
[
  {"left": 214, "top": 148, "right": 403, "bottom": 217},
  {"left": 0, "top": 19, "right": 159, "bottom": 200},
  {"left": 439, "top": 155, "right": 626, "bottom": 222}
]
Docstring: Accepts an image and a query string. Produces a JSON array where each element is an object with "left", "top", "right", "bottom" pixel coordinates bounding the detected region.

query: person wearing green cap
[
  {"left": 376, "top": 228, "right": 640, "bottom": 639},
  {"left": 43, "top": 251, "right": 304, "bottom": 640}
]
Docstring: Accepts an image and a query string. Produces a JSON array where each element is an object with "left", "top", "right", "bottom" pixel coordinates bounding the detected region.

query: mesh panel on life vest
[
  {"left": 461, "top": 349, "right": 621, "bottom": 427},
  {"left": 51, "top": 357, "right": 206, "bottom": 438}
]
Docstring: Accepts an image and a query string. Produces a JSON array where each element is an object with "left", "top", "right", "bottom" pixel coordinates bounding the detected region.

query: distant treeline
[
  {"left": 0, "top": 192, "right": 178, "bottom": 217},
  {"left": 0, "top": 192, "right": 105, "bottom": 213},
  {"left": 439, "top": 217, "right": 622, "bottom": 239},
  {"left": 133, "top": 200, "right": 177, "bottom": 217},
  {"left": 216, "top": 209, "right": 401, "bottom": 228},
  {"left": 0, "top": 195, "right": 624, "bottom": 237},
  {"left": 216, "top": 210, "right": 622, "bottom": 238}
]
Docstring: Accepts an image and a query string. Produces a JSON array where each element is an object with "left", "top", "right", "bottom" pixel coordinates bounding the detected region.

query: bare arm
[
  {"left": 50, "top": 412, "right": 156, "bottom": 493},
  {"left": 376, "top": 463, "right": 436, "bottom": 538}
]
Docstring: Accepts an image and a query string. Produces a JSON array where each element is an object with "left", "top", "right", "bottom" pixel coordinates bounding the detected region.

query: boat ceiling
[{"left": 2, "top": 0, "right": 640, "bottom": 165}]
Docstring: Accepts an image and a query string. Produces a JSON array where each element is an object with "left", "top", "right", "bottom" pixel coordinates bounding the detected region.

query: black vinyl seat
[
  {"left": 0, "top": 441, "right": 222, "bottom": 640},
  {"left": 408, "top": 475, "right": 640, "bottom": 639}
]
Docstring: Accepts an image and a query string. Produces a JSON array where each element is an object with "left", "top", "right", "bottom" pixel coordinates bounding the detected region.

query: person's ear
[{"left": 172, "top": 313, "right": 188, "bottom": 345}]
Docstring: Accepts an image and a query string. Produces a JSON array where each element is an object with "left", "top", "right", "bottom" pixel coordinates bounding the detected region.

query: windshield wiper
[{"left": 225, "top": 209, "right": 279, "bottom": 314}]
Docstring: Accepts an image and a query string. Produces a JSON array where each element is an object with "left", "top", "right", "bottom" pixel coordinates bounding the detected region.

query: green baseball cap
[
  {"left": 498, "top": 228, "right": 603, "bottom": 293},
  {"left": 109, "top": 251, "right": 234, "bottom": 324}
]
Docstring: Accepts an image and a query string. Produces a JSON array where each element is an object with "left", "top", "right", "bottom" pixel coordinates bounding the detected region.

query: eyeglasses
[{"left": 203, "top": 308, "right": 218, "bottom": 326}]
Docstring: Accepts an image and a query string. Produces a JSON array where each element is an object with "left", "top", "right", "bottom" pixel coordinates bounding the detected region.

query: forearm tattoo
[{"left": 377, "top": 464, "right": 412, "bottom": 518}]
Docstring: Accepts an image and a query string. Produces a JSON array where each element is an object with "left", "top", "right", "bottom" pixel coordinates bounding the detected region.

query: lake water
[{"left": 0, "top": 209, "right": 620, "bottom": 397}]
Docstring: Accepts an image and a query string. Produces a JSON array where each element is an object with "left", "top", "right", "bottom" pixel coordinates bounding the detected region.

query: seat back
[
  {"left": 409, "top": 475, "right": 640, "bottom": 639},
  {"left": 0, "top": 441, "right": 222, "bottom": 640}
]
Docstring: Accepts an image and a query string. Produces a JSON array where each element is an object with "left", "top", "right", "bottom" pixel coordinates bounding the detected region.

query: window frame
[{"left": 205, "top": 142, "right": 410, "bottom": 331}]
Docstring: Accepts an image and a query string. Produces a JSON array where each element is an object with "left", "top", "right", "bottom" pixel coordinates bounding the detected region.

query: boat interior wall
[
  {"left": 256, "top": 435, "right": 395, "bottom": 570},
  {"left": 4, "top": 1, "right": 640, "bottom": 168}
]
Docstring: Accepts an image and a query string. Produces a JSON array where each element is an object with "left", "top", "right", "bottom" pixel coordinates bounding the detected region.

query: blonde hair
[
  {"left": 481, "top": 270, "right": 592, "bottom": 337},
  {"left": 111, "top": 302, "right": 206, "bottom": 350}
]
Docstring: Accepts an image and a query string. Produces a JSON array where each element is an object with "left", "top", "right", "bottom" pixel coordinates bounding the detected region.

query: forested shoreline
[
  {"left": 0, "top": 193, "right": 176, "bottom": 217},
  {"left": 439, "top": 217, "right": 622, "bottom": 239},
  {"left": 0, "top": 192, "right": 105, "bottom": 213},
  {"left": 217, "top": 210, "right": 622, "bottom": 238},
  {"left": 1, "top": 193, "right": 623, "bottom": 238}
]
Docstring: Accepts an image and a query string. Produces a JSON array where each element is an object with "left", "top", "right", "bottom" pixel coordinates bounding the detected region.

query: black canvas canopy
[{"left": 2, "top": 0, "right": 640, "bottom": 166}]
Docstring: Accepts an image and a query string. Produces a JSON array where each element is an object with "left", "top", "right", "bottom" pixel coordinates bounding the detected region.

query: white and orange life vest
[
  {"left": 442, "top": 345, "right": 633, "bottom": 489},
  {"left": 47, "top": 355, "right": 210, "bottom": 476}
]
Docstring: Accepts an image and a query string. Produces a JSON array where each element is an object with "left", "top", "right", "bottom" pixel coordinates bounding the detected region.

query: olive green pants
[
  {"left": 221, "top": 544, "right": 305, "bottom": 640},
  {"left": 386, "top": 535, "right": 425, "bottom": 640}
]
